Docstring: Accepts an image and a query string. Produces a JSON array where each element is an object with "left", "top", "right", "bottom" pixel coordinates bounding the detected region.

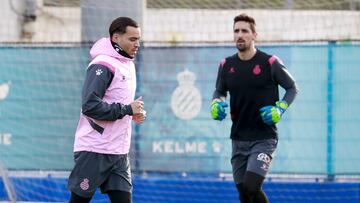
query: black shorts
[
  {"left": 231, "top": 139, "right": 278, "bottom": 184},
  {"left": 68, "top": 151, "right": 132, "bottom": 198}
]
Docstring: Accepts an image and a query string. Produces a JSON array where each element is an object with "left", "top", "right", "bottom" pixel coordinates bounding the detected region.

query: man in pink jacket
[{"left": 68, "top": 16, "right": 145, "bottom": 203}]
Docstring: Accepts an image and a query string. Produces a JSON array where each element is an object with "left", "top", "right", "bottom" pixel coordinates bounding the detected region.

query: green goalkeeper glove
[
  {"left": 259, "top": 101, "right": 288, "bottom": 125},
  {"left": 211, "top": 100, "right": 228, "bottom": 121}
]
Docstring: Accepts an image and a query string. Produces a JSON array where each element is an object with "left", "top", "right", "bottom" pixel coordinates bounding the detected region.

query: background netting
[{"left": 0, "top": 0, "right": 359, "bottom": 202}]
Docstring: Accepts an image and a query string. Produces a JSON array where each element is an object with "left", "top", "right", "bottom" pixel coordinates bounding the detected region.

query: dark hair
[
  {"left": 233, "top": 13, "right": 256, "bottom": 33},
  {"left": 109, "top": 17, "right": 139, "bottom": 37}
]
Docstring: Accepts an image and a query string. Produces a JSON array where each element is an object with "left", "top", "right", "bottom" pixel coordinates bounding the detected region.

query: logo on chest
[
  {"left": 252, "top": 64, "right": 261, "bottom": 75},
  {"left": 228, "top": 67, "right": 235, "bottom": 73},
  {"left": 228, "top": 65, "right": 262, "bottom": 75}
]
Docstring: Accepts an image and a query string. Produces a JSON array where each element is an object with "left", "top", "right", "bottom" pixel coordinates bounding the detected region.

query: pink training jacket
[{"left": 73, "top": 38, "right": 136, "bottom": 155}]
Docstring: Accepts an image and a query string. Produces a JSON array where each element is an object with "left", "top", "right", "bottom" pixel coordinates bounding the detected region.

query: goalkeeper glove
[
  {"left": 259, "top": 101, "right": 288, "bottom": 125},
  {"left": 211, "top": 100, "right": 228, "bottom": 121}
]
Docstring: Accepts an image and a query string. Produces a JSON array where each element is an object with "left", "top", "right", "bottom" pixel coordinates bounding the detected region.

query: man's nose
[
  {"left": 135, "top": 40, "right": 140, "bottom": 47},
  {"left": 236, "top": 32, "right": 243, "bottom": 38}
]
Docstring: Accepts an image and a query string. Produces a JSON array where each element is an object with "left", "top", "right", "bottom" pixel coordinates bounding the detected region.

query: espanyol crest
[{"left": 171, "top": 69, "right": 202, "bottom": 120}]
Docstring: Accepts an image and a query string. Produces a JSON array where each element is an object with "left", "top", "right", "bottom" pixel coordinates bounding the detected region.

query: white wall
[
  {"left": 81, "top": 0, "right": 145, "bottom": 42},
  {"left": 0, "top": 3, "right": 359, "bottom": 43},
  {"left": 0, "top": 0, "right": 80, "bottom": 43},
  {"left": 0, "top": 0, "right": 22, "bottom": 42},
  {"left": 32, "top": 6, "right": 80, "bottom": 42},
  {"left": 143, "top": 9, "right": 360, "bottom": 44}
]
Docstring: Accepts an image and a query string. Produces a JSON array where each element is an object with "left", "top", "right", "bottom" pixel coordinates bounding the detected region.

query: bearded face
[{"left": 233, "top": 21, "right": 256, "bottom": 52}]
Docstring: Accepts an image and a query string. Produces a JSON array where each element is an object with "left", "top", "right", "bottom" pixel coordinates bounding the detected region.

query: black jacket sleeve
[
  {"left": 271, "top": 58, "right": 299, "bottom": 105},
  {"left": 212, "top": 63, "right": 228, "bottom": 100},
  {"left": 81, "top": 64, "right": 133, "bottom": 121}
]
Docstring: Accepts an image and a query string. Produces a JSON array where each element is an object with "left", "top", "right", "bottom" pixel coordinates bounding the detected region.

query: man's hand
[
  {"left": 130, "top": 96, "right": 144, "bottom": 114},
  {"left": 259, "top": 101, "right": 288, "bottom": 125},
  {"left": 132, "top": 110, "right": 146, "bottom": 124},
  {"left": 211, "top": 99, "right": 228, "bottom": 121}
]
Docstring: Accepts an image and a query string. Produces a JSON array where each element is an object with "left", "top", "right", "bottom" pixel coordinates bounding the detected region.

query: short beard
[{"left": 236, "top": 45, "right": 247, "bottom": 52}]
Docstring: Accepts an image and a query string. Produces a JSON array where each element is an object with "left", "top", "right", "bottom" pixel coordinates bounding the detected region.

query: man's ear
[
  {"left": 253, "top": 32, "right": 257, "bottom": 41},
  {"left": 111, "top": 33, "right": 121, "bottom": 42}
]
